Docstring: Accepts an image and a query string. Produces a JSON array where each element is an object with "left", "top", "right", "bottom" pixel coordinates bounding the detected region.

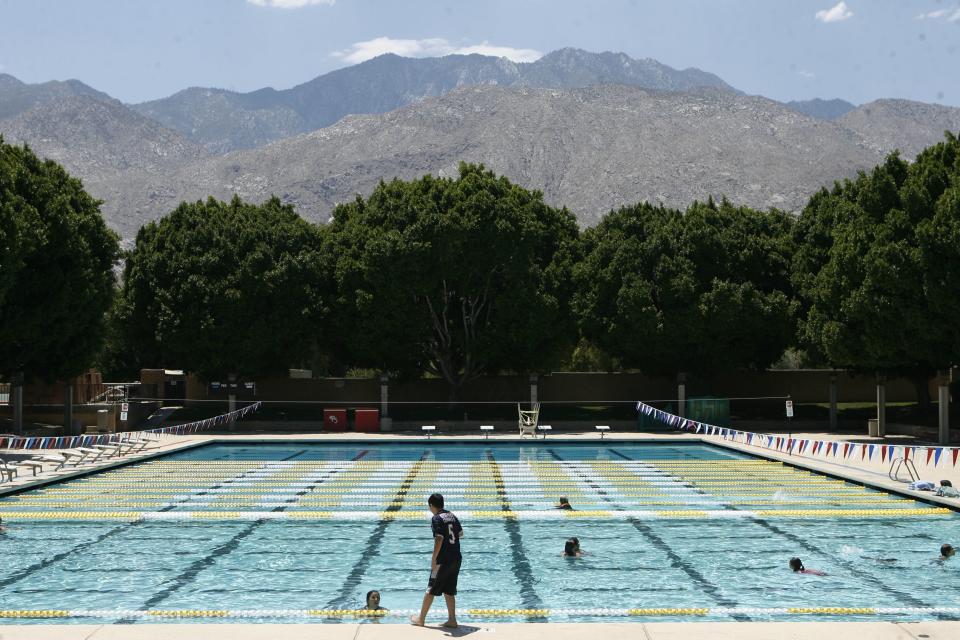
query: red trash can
[
  {"left": 323, "top": 408, "right": 348, "bottom": 432},
  {"left": 354, "top": 408, "right": 380, "bottom": 432}
]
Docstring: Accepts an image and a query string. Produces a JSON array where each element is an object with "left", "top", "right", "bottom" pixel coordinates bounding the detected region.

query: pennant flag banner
[
  {"left": 0, "top": 402, "right": 262, "bottom": 451},
  {"left": 634, "top": 401, "right": 960, "bottom": 468}
]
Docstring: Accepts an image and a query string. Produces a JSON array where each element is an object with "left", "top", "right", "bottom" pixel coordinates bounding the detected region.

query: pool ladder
[{"left": 888, "top": 456, "right": 919, "bottom": 483}]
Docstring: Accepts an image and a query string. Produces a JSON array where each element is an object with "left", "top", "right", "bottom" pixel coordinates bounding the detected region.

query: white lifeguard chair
[{"left": 518, "top": 403, "right": 540, "bottom": 438}]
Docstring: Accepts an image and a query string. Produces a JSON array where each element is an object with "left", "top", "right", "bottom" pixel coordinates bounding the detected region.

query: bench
[
  {"left": 596, "top": 425, "right": 610, "bottom": 439},
  {"left": 537, "top": 424, "right": 553, "bottom": 438},
  {"left": 421, "top": 425, "right": 436, "bottom": 439},
  {"left": 480, "top": 425, "right": 494, "bottom": 439}
]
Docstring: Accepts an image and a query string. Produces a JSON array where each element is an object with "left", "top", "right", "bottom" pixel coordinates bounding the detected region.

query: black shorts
[{"left": 427, "top": 558, "right": 461, "bottom": 596}]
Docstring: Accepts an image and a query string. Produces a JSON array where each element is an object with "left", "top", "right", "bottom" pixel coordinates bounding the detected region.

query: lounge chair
[
  {"left": 0, "top": 459, "right": 19, "bottom": 482},
  {"left": 120, "top": 435, "right": 152, "bottom": 453},
  {"left": 74, "top": 447, "right": 107, "bottom": 463},
  {"left": 30, "top": 454, "right": 70, "bottom": 471},
  {"left": 10, "top": 460, "right": 44, "bottom": 476},
  {"left": 61, "top": 449, "right": 98, "bottom": 465},
  {"left": 92, "top": 443, "right": 124, "bottom": 458}
]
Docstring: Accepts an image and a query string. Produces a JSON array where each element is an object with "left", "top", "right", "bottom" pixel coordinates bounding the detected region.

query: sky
[{"left": 0, "top": 0, "right": 957, "bottom": 106}]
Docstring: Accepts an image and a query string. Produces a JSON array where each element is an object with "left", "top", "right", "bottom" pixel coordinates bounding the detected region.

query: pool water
[{"left": 1, "top": 442, "right": 958, "bottom": 624}]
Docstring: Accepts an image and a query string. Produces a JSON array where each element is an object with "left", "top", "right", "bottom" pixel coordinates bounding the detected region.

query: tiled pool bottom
[{"left": 0, "top": 442, "right": 958, "bottom": 624}]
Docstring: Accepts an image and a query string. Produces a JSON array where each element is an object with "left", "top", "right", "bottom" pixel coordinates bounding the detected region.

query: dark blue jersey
[{"left": 431, "top": 510, "right": 463, "bottom": 563}]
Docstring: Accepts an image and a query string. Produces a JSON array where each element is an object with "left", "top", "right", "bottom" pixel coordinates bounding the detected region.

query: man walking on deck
[{"left": 411, "top": 493, "right": 463, "bottom": 628}]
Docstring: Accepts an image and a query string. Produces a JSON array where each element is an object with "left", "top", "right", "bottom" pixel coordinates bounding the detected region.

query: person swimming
[
  {"left": 789, "top": 557, "right": 825, "bottom": 576},
  {"left": 939, "top": 544, "right": 955, "bottom": 562},
  {"left": 555, "top": 496, "right": 573, "bottom": 510},
  {"left": 365, "top": 590, "right": 387, "bottom": 611},
  {"left": 563, "top": 537, "right": 582, "bottom": 557}
]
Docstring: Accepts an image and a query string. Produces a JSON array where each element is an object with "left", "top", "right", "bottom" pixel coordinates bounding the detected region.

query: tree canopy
[
  {"left": 0, "top": 137, "right": 119, "bottom": 381},
  {"left": 325, "top": 163, "right": 580, "bottom": 396},
  {"left": 793, "top": 132, "right": 960, "bottom": 388},
  {"left": 573, "top": 198, "right": 796, "bottom": 379},
  {"left": 117, "top": 195, "right": 326, "bottom": 379}
]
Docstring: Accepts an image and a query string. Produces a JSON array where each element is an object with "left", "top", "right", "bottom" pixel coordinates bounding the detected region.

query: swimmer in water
[
  {"left": 555, "top": 496, "right": 573, "bottom": 510},
  {"left": 939, "top": 544, "right": 955, "bottom": 562},
  {"left": 789, "top": 557, "right": 826, "bottom": 576},
  {"left": 563, "top": 537, "right": 583, "bottom": 558},
  {"left": 365, "top": 590, "right": 387, "bottom": 611}
]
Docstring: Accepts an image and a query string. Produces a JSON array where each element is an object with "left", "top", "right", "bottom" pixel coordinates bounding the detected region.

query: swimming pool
[{"left": 1, "top": 441, "right": 958, "bottom": 624}]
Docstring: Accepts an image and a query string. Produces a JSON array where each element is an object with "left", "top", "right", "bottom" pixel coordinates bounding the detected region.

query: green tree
[
  {"left": 326, "top": 163, "right": 580, "bottom": 398},
  {"left": 794, "top": 133, "right": 960, "bottom": 404},
  {"left": 118, "top": 196, "right": 326, "bottom": 379},
  {"left": 573, "top": 198, "right": 796, "bottom": 380},
  {"left": 0, "top": 138, "right": 120, "bottom": 381}
]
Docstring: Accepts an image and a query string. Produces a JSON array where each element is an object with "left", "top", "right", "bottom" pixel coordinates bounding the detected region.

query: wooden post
[
  {"left": 677, "top": 372, "right": 687, "bottom": 418},
  {"left": 876, "top": 374, "right": 886, "bottom": 438}
]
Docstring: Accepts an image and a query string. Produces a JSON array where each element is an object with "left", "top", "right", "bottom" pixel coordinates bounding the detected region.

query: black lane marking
[
  {"left": 549, "top": 449, "right": 750, "bottom": 621},
  {"left": 125, "top": 450, "right": 369, "bottom": 622},
  {"left": 748, "top": 518, "right": 940, "bottom": 613},
  {"left": 485, "top": 450, "right": 546, "bottom": 621},
  {"left": 0, "top": 524, "right": 138, "bottom": 590},
  {"left": 611, "top": 450, "right": 943, "bottom": 616},
  {"left": 323, "top": 451, "right": 430, "bottom": 611},
  {"left": 157, "top": 448, "right": 315, "bottom": 513}
]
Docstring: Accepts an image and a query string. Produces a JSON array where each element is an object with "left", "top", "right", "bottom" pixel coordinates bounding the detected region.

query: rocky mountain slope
[
  {"left": 838, "top": 99, "right": 960, "bottom": 158},
  {"left": 3, "top": 59, "right": 959, "bottom": 241},
  {"left": 0, "top": 94, "right": 207, "bottom": 179},
  {"left": 94, "top": 85, "right": 892, "bottom": 236},
  {"left": 132, "top": 48, "right": 737, "bottom": 153},
  {"left": 0, "top": 73, "right": 113, "bottom": 120},
  {"left": 786, "top": 98, "right": 857, "bottom": 120}
]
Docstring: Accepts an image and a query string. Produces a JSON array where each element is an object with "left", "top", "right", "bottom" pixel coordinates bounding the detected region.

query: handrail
[{"left": 888, "top": 456, "right": 919, "bottom": 483}]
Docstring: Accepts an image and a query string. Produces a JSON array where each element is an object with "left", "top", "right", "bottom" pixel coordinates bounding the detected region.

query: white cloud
[
  {"left": 815, "top": 2, "right": 854, "bottom": 23},
  {"left": 332, "top": 37, "right": 543, "bottom": 65},
  {"left": 915, "top": 6, "right": 960, "bottom": 21},
  {"left": 797, "top": 69, "right": 816, "bottom": 79},
  {"left": 915, "top": 9, "right": 949, "bottom": 19},
  {"left": 445, "top": 42, "right": 543, "bottom": 63},
  {"left": 247, "top": 0, "right": 335, "bottom": 8}
]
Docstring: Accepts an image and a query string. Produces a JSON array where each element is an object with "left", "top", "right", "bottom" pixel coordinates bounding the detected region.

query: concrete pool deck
[
  {"left": 2, "top": 429, "right": 959, "bottom": 638},
  {"left": 0, "top": 621, "right": 958, "bottom": 639}
]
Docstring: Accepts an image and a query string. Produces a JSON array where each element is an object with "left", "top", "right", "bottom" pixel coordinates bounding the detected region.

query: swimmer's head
[
  {"left": 428, "top": 493, "right": 444, "bottom": 514},
  {"left": 366, "top": 590, "right": 381, "bottom": 609},
  {"left": 941, "top": 544, "right": 955, "bottom": 558},
  {"left": 789, "top": 557, "right": 804, "bottom": 572},
  {"left": 558, "top": 496, "right": 569, "bottom": 506},
  {"left": 564, "top": 537, "right": 580, "bottom": 556}
]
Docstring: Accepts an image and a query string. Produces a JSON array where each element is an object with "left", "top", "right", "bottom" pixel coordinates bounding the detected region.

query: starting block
[
  {"left": 596, "top": 425, "right": 610, "bottom": 438},
  {"left": 537, "top": 424, "right": 553, "bottom": 438},
  {"left": 421, "top": 425, "right": 436, "bottom": 439},
  {"left": 480, "top": 425, "right": 494, "bottom": 439}
]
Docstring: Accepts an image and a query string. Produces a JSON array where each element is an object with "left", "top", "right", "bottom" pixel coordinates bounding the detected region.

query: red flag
[
  {"left": 862, "top": 445, "right": 867, "bottom": 460},
  {"left": 927, "top": 448, "right": 935, "bottom": 465},
  {"left": 843, "top": 443, "right": 850, "bottom": 458},
  {"left": 904, "top": 447, "right": 911, "bottom": 460},
  {"left": 881, "top": 446, "right": 888, "bottom": 463},
  {"left": 953, "top": 449, "right": 959, "bottom": 467}
]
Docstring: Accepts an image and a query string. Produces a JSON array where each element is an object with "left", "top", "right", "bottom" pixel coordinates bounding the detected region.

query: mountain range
[
  {"left": 131, "top": 48, "right": 737, "bottom": 154},
  {"left": 2, "top": 48, "right": 959, "bottom": 239}
]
